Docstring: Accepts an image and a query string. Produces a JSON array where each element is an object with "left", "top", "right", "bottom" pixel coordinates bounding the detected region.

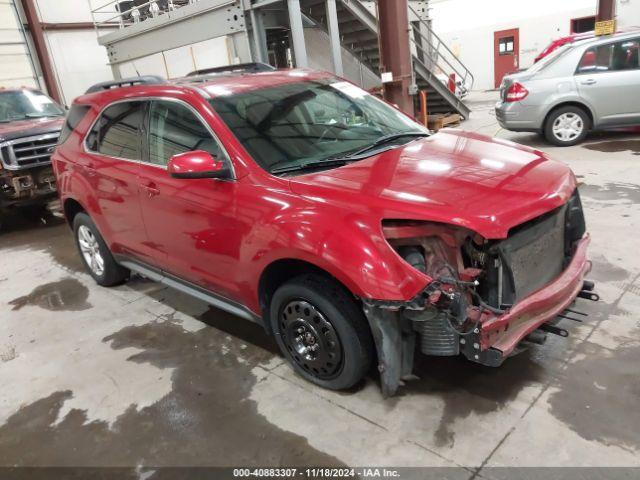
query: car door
[
  {"left": 84, "top": 100, "right": 151, "bottom": 260},
  {"left": 137, "top": 98, "right": 243, "bottom": 300},
  {"left": 576, "top": 37, "right": 640, "bottom": 126}
]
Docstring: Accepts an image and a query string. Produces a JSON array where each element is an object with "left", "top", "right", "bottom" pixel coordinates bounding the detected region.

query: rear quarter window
[{"left": 58, "top": 104, "right": 91, "bottom": 145}]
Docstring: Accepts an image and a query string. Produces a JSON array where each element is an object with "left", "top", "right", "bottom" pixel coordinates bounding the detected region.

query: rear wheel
[
  {"left": 544, "top": 106, "right": 590, "bottom": 146},
  {"left": 269, "top": 274, "right": 374, "bottom": 390},
  {"left": 73, "top": 213, "right": 129, "bottom": 286}
]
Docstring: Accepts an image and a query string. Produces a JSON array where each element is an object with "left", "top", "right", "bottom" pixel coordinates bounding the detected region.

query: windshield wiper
[
  {"left": 334, "top": 131, "right": 429, "bottom": 160},
  {"left": 270, "top": 158, "right": 351, "bottom": 175}
]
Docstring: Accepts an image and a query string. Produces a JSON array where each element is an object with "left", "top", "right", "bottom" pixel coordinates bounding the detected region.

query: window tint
[
  {"left": 58, "top": 104, "right": 90, "bottom": 145},
  {"left": 86, "top": 101, "right": 143, "bottom": 160},
  {"left": 577, "top": 38, "right": 640, "bottom": 73},
  {"left": 147, "top": 100, "right": 223, "bottom": 166}
]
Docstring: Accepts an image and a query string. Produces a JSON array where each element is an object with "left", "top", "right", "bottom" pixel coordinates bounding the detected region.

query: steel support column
[
  {"left": 249, "top": 7, "right": 268, "bottom": 63},
  {"left": 325, "top": 0, "right": 343, "bottom": 76},
  {"left": 19, "top": 0, "right": 62, "bottom": 103},
  {"left": 377, "top": 0, "right": 414, "bottom": 115},
  {"left": 596, "top": 0, "right": 615, "bottom": 21},
  {"left": 287, "top": 0, "right": 308, "bottom": 67}
]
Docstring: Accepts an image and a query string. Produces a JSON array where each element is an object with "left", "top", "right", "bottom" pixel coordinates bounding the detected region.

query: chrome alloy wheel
[
  {"left": 77, "top": 225, "right": 104, "bottom": 276},
  {"left": 552, "top": 112, "right": 584, "bottom": 142},
  {"left": 280, "top": 299, "right": 343, "bottom": 379}
]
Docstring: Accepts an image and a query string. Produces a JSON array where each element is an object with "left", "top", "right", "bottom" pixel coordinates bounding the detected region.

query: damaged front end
[{"left": 363, "top": 190, "right": 597, "bottom": 397}]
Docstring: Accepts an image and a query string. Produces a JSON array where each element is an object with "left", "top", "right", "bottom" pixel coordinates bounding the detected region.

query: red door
[{"left": 494, "top": 28, "right": 519, "bottom": 88}]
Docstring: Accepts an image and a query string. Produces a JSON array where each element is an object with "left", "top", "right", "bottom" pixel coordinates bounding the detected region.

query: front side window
[
  {"left": 147, "top": 100, "right": 224, "bottom": 166},
  {"left": 209, "top": 79, "right": 425, "bottom": 174},
  {"left": 86, "top": 101, "right": 143, "bottom": 160},
  {"left": 577, "top": 38, "right": 640, "bottom": 73},
  {"left": 0, "top": 89, "right": 64, "bottom": 123}
]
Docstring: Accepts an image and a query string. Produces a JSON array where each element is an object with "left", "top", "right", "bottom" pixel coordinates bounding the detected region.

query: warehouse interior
[{"left": 1, "top": 0, "right": 639, "bottom": 478}]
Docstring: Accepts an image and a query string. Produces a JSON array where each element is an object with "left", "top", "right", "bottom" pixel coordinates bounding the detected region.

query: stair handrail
[{"left": 407, "top": 3, "right": 474, "bottom": 92}]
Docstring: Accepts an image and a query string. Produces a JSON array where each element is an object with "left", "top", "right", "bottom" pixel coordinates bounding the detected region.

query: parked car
[
  {"left": 534, "top": 27, "right": 640, "bottom": 63},
  {"left": 534, "top": 31, "right": 596, "bottom": 64},
  {"left": 0, "top": 87, "right": 64, "bottom": 228},
  {"left": 53, "top": 67, "right": 595, "bottom": 396},
  {"left": 496, "top": 31, "right": 640, "bottom": 146}
]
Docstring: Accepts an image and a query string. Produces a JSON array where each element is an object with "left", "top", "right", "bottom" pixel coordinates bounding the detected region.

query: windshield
[
  {"left": 0, "top": 89, "right": 64, "bottom": 123},
  {"left": 209, "top": 79, "right": 427, "bottom": 175}
]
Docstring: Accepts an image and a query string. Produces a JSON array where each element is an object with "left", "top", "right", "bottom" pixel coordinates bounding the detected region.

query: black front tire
[
  {"left": 269, "top": 274, "right": 374, "bottom": 390},
  {"left": 73, "top": 212, "right": 129, "bottom": 286},
  {"left": 544, "top": 106, "right": 590, "bottom": 146}
]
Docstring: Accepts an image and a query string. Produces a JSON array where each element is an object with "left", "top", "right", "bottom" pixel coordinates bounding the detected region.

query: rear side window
[
  {"left": 577, "top": 38, "right": 640, "bottom": 73},
  {"left": 86, "top": 101, "right": 144, "bottom": 160},
  {"left": 58, "top": 104, "right": 90, "bottom": 145}
]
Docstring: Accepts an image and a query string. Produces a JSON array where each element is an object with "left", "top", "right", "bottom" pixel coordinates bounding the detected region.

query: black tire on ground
[
  {"left": 73, "top": 212, "right": 129, "bottom": 286},
  {"left": 269, "top": 273, "right": 374, "bottom": 390},
  {"left": 544, "top": 105, "right": 590, "bottom": 146}
]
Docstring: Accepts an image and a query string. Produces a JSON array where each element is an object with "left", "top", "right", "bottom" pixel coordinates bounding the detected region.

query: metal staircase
[
  {"left": 91, "top": 0, "right": 472, "bottom": 118},
  {"left": 300, "top": 0, "right": 472, "bottom": 118}
]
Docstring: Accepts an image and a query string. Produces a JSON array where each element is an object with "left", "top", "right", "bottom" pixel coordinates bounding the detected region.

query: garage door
[{"left": 0, "top": 0, "right": 39, "bottom": 89}]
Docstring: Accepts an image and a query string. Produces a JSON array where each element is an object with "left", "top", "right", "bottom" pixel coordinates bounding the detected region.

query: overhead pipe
[{"left": 377, "top": 0, "right": 414, "bottom": 115}]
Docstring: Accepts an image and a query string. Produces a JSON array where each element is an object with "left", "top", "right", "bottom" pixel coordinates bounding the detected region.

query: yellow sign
[{"left": 594, "top": 19, "right": 616, "bottom": 36}]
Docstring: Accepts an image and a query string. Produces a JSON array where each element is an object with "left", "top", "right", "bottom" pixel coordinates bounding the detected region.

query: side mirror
[{"left": 167, "top": 150, "right": 231, "bottom": 180}]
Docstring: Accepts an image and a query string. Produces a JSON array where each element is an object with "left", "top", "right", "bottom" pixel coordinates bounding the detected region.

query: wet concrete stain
[
  {"left": 589, "top": 255, "right": 630, "bottom": 283},
  {"left": 579, "top": 182, "right": 640, "bottom": 205},
  {"left": 583, "top": 139, "right": 640, "bottom": 156},
  {"left": 548, "top": 337, "right": 640, "bottom": 451},
  {"left": 400, "top": 350, "right": 546, "bottom": 447},
  {"left": 9, "top": 278, "right": 91, "bottom": 312},
  {"left": 0, "top": 314, "right": 343, "bottom": 467}
]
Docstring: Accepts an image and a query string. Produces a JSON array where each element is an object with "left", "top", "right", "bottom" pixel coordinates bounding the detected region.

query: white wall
[
  {"left": 617, "top": 0, "right": 640, "bottom": 29},
  {"left": 117, "top": 36, "right": 234, "bottom": 78},
  {"left": 430, "top": 0, "right": 596, "bottom": 90},
  {"left": 31, "top": 0, "right": 114, "bottom": 104}
]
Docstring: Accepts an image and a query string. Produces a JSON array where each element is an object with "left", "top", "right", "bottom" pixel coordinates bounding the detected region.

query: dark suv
[
  {"left": 52, "top": 68, "right": 596, "bottom": 396},
  {"left": 0, "top": 88, "right": 64, "bottom": 227}
]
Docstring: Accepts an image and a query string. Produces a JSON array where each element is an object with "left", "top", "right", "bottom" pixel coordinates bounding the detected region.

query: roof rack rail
[
  {"left": 186, "top": 62, "right": 276, "bottom": 77},
  {"left": 85, "top": 75, "right": 166, "bottom": 94}
]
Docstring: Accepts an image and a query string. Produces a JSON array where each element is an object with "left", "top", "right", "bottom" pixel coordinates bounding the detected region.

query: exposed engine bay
[{"left": 363, "top": 189, "right": 597, "bottom": 396}]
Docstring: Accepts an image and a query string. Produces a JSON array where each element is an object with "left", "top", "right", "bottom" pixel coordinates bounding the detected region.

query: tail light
[{"left": 505, "top": 82, "right": 529, "bottom": 102}]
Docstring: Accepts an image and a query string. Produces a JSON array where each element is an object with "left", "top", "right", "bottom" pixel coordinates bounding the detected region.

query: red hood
[
  {"left": 288, "top": 130, "right": 576, "bottom": 239},
  {"left": 0, "top": 117, "right": 64, "bottom": 143}
]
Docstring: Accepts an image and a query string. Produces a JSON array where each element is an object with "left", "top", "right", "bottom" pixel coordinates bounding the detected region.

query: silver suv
[{"left": 496, "top": 31, "right": 640, "bottom": 146}]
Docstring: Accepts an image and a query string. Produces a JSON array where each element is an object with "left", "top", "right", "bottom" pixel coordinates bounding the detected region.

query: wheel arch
[
  {"left": 258, "top": 258, "right": 361, "bottom": 335},
  {"left": 63, "top": 197, "right": 87, "bottom": 228},
  {"left": 543, "top": 101, "right": 594, "bottom": 131}
]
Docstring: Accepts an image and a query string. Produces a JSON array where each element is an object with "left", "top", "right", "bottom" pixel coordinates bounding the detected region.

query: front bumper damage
[{"left": 363, "top": 235, "right": 595, "bottom": 397}]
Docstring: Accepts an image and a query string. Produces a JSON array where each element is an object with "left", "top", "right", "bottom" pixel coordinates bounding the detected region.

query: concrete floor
[{"left": 1, "top": 91, "right": 639, "bottom": 474}]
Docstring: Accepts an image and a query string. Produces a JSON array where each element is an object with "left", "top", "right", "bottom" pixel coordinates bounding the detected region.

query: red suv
[{"left": 52, "top": 67, "right": 595, "bottom": 395}]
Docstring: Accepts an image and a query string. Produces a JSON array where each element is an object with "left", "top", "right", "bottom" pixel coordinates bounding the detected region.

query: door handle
[
  {"left": 581, "top": 79, "right": 597, "bottom": 85},
  {"left": 142, "top": 182, "right": 160, "bottom": 198}
]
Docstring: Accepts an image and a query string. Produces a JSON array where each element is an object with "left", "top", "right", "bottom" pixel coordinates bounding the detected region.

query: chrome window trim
[{"left": 82, "top": 96, "right": 236, "bottom": 179}]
